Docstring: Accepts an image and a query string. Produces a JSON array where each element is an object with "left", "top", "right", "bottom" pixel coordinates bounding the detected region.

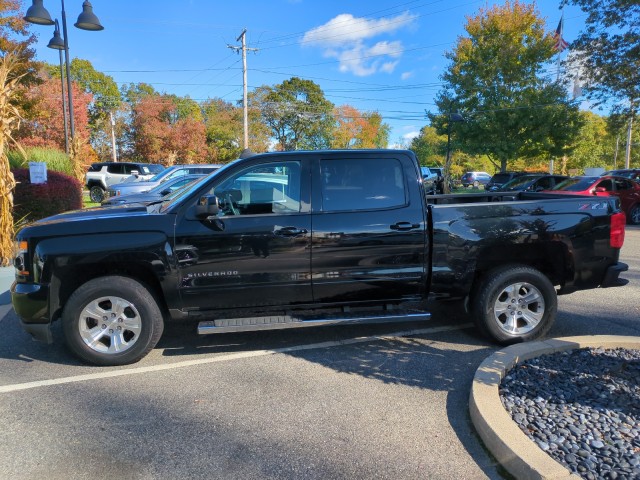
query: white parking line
[{"left": 0, "top": 323, "right": 473, "bottom": 394}]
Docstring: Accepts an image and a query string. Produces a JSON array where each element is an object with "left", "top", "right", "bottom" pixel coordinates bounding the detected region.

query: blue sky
[{"left": 25, "top": 0, "right": 585, "bottom": 146}]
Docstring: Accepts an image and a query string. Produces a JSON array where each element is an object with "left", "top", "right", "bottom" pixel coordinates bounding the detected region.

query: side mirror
[
  {"left": 195, "top": 194, "right": 219, "bottom": 218},
  {"left": 594, "top": 186, "right": 607, "bottom": 193},
  {"left": 131, "top": 169, "right": 139, "bottom": 177},
  {"left": 160, "top": 188, "right": 171, "bottom": 196}
]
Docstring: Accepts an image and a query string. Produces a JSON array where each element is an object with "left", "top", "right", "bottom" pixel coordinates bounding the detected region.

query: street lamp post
[
  {"left": 46, "top": 20, "right": 68, "bottom": 154},
  {"left": 444, "top": 106, "right": 464, "bottom": 194},
  {"left": 24, "top": 0, "right": 103, "bottom": 151}
]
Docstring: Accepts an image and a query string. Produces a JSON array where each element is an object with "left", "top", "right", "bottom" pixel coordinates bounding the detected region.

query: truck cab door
[
  {"left": 310, "top": 153, "right": 428, "bottom": 304},
  {"left": 175, "top": 158, "right": 312, "bottom": 311}
]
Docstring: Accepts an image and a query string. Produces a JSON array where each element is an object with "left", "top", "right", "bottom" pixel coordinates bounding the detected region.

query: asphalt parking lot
[{"left": 1, "top": 226, "right": 638, "bottom": 480}]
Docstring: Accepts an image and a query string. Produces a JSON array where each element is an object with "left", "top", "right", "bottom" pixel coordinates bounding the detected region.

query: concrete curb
[{"left": 469, "top": 336, "right": 640, "bottom": 480}]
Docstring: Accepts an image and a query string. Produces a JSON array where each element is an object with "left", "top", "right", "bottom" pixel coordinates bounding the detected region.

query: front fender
[{"left": 34, "top": 232, "right": 177, "bottom": 321}]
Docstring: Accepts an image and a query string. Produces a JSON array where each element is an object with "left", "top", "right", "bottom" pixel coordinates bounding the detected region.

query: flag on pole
[{"left": 553, "top": 17, "right": 569, "bottom": 52}]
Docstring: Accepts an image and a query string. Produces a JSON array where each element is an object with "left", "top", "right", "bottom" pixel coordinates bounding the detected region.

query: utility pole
[
  {"left": 228, "top": 29, "right": 258, "bottom": 150},
  {"left": 625, "top": 115, "right": 633, "bottom": 169},
  {"left": 110, "top": 112, "right": 118, "bottom": 162}
]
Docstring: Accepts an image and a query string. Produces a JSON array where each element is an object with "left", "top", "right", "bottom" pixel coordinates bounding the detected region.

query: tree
[
  {"left": 202, "top": 98, "right": 243, "bottom": 162},
  {"left": 563, "top": 0, "right": 639, "bottom": 114},
  {"left": 409, "top": 125, "right": 446, "bottom": 165},
  {"left": 46, "top": 58, "right": 120, "bottom": 159},
  {"left": 16, "top": 74, "right": 94, "bottom": 161},
  {"left": 331, "top": 105, "right": 390, "bottom": 149},
  {"left": 249, "top": 77, "right": 334, "bottom": 151},
  {"left": 566, "top": 111, "right": 609, "bottom": 171},
  {"left": 0, "top": 1, "right": 37, "bottom": 83},
  {"left": 131, "top": 94, "right": 207, "bottom": 164},
  {"left": 431, "top": 1, "right": 582, "bottom": 176},
  {"left": 563, "top": 0, "right": 639, "bottom": 167}
]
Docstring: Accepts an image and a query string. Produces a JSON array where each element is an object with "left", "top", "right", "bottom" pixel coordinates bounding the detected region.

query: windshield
[
  {"left": 159, "top": 160, "right": 240, "bottom": 213},
  {"left": 552, "top": 177, "right": 597, "bottom": 191}
]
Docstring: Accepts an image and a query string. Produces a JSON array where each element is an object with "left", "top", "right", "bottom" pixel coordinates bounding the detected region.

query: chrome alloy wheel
[
  {"left": 78, "top": 296, "right": 142, "bottom": 354},
  {"left": 492, "top": 282, "right": 545, "bottom": 336}
]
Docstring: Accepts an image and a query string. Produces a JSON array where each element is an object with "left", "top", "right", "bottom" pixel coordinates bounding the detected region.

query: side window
[
  {"left": 537, "top": 177, "right": 552, "bottom": 190},
  {"left": 122, "top": 164, "right": 137, "bottom": 175},
  {"left": 613, "top": 179, "right": 632, "bottom": 191},
  {"left": 597, "top": 179, "right": 614, "bottom": 192},
  {"left": 107, "top": 164, "right": 124, "bottom": 174},
  {"left": 320, "top": 158, "right": 406, "bottom": 212},
  {"left": 212, "top": 161, "right": 301, "bottom": 216}
]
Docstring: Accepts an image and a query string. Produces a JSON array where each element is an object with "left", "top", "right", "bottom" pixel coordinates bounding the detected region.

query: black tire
[
  {"left": 471, "top": 264, "right": 557, "bottom": 345},
  {"left": 62, "top": 276, "right": 164, "bottom": 366},
  {"left": 629, "top": 204, "right": 640, "bottom": 225},
  {"left": 89, "top": 185, "right": 105, "bottom": 203}
]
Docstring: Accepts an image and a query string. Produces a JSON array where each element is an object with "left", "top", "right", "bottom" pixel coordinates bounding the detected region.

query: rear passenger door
[{"left": 310, "top": 153, "right": 428, "bottom": 304}]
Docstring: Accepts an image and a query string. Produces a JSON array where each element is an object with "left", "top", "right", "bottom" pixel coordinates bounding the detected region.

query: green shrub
[
  {"left": 7, "top": 147, "right": 73, "bottom": 175},
  {"left": 12, "top": 168, "right": 82, "bottom": 223}
]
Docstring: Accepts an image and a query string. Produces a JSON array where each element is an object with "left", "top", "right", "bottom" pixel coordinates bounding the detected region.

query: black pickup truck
[{"left": 11, "top": 150, "right": 628, "bottom": 365}]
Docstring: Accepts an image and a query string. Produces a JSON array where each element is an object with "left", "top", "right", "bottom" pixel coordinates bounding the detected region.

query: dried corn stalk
[{"left": 0, "top": 53, "right": 26, "bottom": 267}]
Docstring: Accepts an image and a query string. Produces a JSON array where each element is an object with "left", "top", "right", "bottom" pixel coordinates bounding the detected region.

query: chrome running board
[{"left": 197, "top": 310, "right": 431, "bottom": 335}]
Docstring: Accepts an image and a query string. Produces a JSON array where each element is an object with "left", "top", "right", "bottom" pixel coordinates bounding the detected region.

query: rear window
[
  {"left": 88, "top": 164, "right": 105, "bottom": 172},
  {"left": 553, "top": 177, "right": 598, "bottom": 191},
  {"left": 490, "top": 173, "right": 514, "bottom": 183}
]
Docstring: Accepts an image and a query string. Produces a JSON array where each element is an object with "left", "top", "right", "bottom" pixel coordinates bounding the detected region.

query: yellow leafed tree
[{"left": 0, "top": 53, "right": 26, "bottom": 266}]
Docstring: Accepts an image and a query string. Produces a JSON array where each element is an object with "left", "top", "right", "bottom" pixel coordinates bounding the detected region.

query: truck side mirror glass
[{"left": 195, "top": 194, "right": 219, "bottom": 218}]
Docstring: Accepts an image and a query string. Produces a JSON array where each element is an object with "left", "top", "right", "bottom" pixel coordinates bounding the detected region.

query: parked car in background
[
  {"left": 489, "top": 174, "right": 568, "bottom": 192},
  {"left": 85, "top": 162, "right": 165, "bottom": 203},
  {"left": 107, "top": 164, "right": 221, "bottom": 198},
  {"left": 551, "top": 175, "right": 640, "bottom": 224},
  {"left": 101, "top": 175, "right": 205, "bottom": 206},
  {"left": 484, "top": 171, "right": 526, "bottom": 191},
  {"left": 602, "top": 169, "right": 640, "bottom": 182},
  {"left": 420, "top": 166, "right": 438, "bottom": 194},
  {"left": 460, "top": 171, "right": 491, "bottom": 188}
]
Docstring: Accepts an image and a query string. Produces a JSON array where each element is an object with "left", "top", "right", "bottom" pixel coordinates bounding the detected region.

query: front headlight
[{"left": 14, "top": 240, "right": 28, "bottom": 276}]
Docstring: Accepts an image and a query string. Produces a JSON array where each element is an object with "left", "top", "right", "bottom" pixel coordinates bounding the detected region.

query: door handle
[
  {"left": 390, "top": 222, "right": 420, "bottom": 231},
  {"left": 274, "top": 227, "right": 308, "bottom": 237}
]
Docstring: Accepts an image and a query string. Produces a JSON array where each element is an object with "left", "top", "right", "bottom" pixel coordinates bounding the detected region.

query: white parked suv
[{"left": 85, "top": 162, "right": 164, "bottom": 202}]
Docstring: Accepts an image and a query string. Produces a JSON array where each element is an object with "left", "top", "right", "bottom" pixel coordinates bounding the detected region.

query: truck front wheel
[
  {"left": 62, "top": 276, "right": 164, "bottom": 366},
  {"left": 89, "top": 185, "right": 105, "bottom": 203},
  {"left": 471, "top": 265, "right": 556, "bottom": 345}
]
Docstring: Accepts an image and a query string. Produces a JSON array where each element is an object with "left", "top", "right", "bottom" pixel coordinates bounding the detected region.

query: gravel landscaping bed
[{"left": 499, "top": 347, "right": 640, "bottom": 480}]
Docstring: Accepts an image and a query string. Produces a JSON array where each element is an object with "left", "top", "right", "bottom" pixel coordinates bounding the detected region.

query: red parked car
[{"left": 550, "top": 175, "right": 640, "bottom": 224}]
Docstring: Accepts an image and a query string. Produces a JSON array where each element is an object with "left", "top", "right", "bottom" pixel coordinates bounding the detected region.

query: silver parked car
[
  {"left": 101, "top": 174, "right": 206, "bottom": 206},
  {"left": 106, "top": 164, "right": 221, "bottom": 198}
]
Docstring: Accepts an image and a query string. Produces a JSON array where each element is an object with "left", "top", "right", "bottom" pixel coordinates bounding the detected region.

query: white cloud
[
  {"left": 401, "top": 71, "right": 414, "bottom": 80},
  {"left": 403, "top": 131, "right": 420, "bottom": 141},
  {"left": 302, "top": 12, "right": 416, "bottom": 76}
]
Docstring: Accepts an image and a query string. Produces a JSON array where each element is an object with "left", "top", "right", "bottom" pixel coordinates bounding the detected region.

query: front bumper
[
  {"left": 11, "top": 282, "right": 53, "bottom": 343},
  {"left": 601, "top": 262, "right": 629, "bottom": 288}
]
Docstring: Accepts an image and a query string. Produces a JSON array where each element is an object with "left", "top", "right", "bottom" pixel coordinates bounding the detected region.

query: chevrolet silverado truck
[{"left": 11, "top": 150, "right": 628, "bottom": 365}]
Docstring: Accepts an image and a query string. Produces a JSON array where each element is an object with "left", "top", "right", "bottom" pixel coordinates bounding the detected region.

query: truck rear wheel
[
  {"left": 89, "top": 185, "right": 105, "bottom": 203},
  {"left": 471, "top": 265, "right": 556, "bottom": 345},
  {"left": 62, "top": 276, "right": 164, "bottom": 366}
]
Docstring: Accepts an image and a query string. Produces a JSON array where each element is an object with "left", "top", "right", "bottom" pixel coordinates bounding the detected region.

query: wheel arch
[
  {"left": 50, "top": 261, "right": 169, "bottom": 324},
  {"left": 471, "top": 241, "right": 571, "bottom": 295}
]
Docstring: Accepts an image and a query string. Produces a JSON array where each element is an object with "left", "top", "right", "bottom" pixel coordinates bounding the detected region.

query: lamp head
[
  {"left": 74, "top": 1, "right": 104, "bottom": 31},
  {"left": 47, "top": 20, "right": 65, "bottom": 50},
  {"left": 24, "top": 0, "right": 54, "bottom": 26}
]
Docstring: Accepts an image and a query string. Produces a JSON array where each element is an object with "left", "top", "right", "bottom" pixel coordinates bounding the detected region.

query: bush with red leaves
[{"left": 12, "top": 168, "right": 82, "bottom": 223}]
